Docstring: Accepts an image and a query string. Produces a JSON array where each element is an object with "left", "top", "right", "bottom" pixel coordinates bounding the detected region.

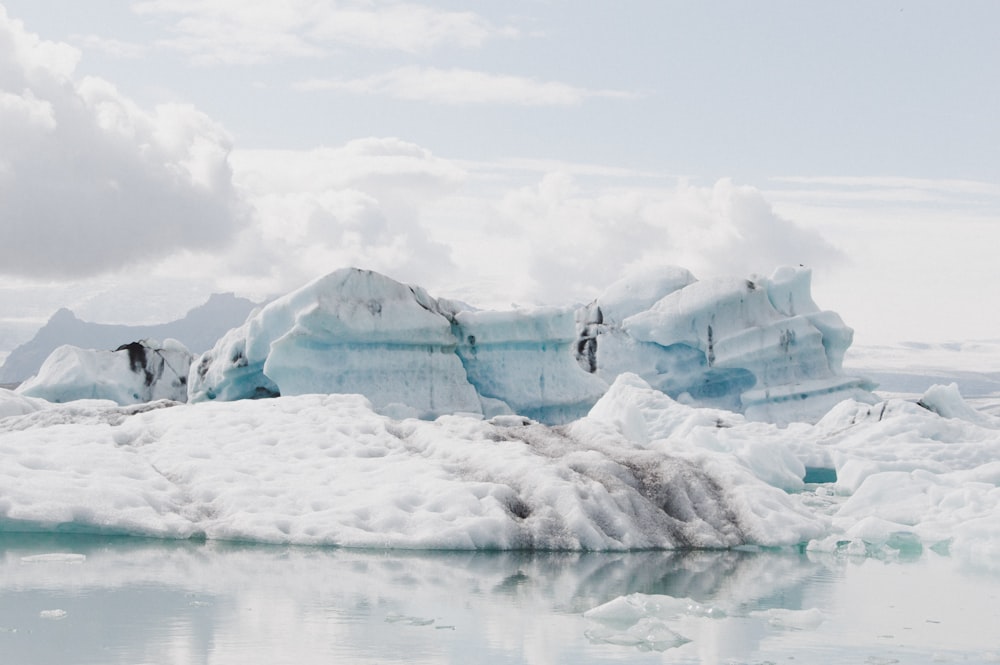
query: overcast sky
[{"left": 0, "top": 0, "right": 998, "bottom": 348}]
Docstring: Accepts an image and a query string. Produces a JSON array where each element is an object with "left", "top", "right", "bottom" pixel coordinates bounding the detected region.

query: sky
[{"left": 0, "top": 0, "right": 998, "bottom": 350}]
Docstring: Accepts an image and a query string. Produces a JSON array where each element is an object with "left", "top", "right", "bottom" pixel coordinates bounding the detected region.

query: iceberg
[
  {"left": 188, "top": 269, "right": 483, "bottom": 417},
  {"left": 16, "top": 339, "right": 192, "bottom": 405},
  {"left": 2, "top": 376, "right": 999, "bottom": 564},
  {"left": 188, "top": 265, "right": 873, "bottom": 425},
  {"left": 583, "top": 265, "right": 875, "bottom": 424},
  {"left": 0, "top": 382, "right": 824, "bottom": 549},
  {"left": 0, "top": 292, "right": 258, "bottom": 384},
  {"left": 189, "top": 268, "right": 607, "bottom": 422}
]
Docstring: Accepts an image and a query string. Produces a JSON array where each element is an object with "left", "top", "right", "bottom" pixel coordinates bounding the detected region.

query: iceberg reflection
[{"left": 3, "top": 534, "right": 997, "bottom": 664}]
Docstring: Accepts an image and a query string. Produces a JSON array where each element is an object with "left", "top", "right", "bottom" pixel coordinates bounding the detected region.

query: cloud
[
  {"left": 131, "top": 0, "right": 514, "bottom": 64},
  {"left": 223, "top": 138, "right": 463, "bottom": 294},
  {"left": 294, "top": 66, "right": 636, "bottom": 106},
  {"left": 0, "top": 7, "right": 248, "bottom": 279},
  {"left": 421, "top": 170, "right": 845, "bottom": 307},
  {"left": 222, "top": 143, "right": 841, "bottom": 310}
]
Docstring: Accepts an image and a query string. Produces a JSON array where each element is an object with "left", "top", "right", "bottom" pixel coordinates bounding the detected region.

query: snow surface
[
  {"left": 188, "top": 266, "right": 873, "bottom": 425},
  {"left": 2, "top": 374, "right": 1000, "bottom": 567}
]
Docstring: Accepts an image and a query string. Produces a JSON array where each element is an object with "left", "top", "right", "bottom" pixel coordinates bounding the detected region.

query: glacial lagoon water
[{"left": 2, "top": 534, "right": 999, "bottom": 665}]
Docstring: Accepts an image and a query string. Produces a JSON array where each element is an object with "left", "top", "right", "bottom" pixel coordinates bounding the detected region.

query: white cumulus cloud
[
  {"left": 418, "top": 170, "right": 845, "bottom": 307},
  {"left": 0, "top": 6, "right": 248, "bottom": 279},
  {"left": 223, "top": 137, "right": 463, "bottom": 294}
]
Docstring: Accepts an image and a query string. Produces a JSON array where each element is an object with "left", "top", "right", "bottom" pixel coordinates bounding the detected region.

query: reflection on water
[{"left": 1, "top": 534, "right": 998, "bottom": 664}]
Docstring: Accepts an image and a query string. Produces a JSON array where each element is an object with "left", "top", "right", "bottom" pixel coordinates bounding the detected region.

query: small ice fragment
[
  {"left": 751, "top": 607, "right": 824, "bottom": 630},
  {"left": 39, "top": 609, "right": 67, "bottom": 620},
  {"left": 384, "top": 614, "right": 435, "bottom": 626},
  {"left": 20, "top": 553, "right": 86, "bottom": 564},
  {"left": 585, "top": 618, "right": 690, "bottom": 652}
]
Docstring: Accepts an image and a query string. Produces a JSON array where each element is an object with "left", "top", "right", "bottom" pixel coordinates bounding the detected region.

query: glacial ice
[
  {"left": 3, "top": 265, "right": 999, "bottom": 568},
  {"left": 2, "top": 373, "right": 1000, "bottom": 565},
  {"left": 187, "top": 265, "right": 873, "bottom": 425},
  {"left": 600, "top": 266, "right": 875, "bottom": 423},
  {"left": 16, "top": 339, "right": 192, "bottom": 405},
  {"left": 453, "top": 307, "right": 607, "bottom": 422},
  {"left": 188, "top": 269, "right": 482, "bottom": 417},
  {"left": 0, "top": 382, "right": 825, "bottom": 549}
]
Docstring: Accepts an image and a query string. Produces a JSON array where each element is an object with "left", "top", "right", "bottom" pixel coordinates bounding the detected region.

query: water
[{"left": 1, "top": 534, "right": 998, "bottom": 664}]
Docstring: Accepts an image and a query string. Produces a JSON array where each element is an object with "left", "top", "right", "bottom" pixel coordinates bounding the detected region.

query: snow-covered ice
[
  {"left": 17, "top": 339, "right": 191, "bottom": 405},
  {"left": 0, "top": 379, "right": 825, "bottom": 549},
  {"left": 2, "top": 371, "right": 1000, "bottom": 565}
]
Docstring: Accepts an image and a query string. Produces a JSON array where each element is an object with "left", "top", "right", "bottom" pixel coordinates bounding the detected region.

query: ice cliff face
[
  {"left": 17, "top": 339, "right": 192, "bottom": 405},
  {"left": 187, "top": 269, "right": 477, "bottom": 417},
  {"left": 186, "top": 266, "right": 873, "bottom": 424},
  {"left": 188, "top": 269, "right": 605, "bottom": 422},
  {"left": 581, "top": 265, "right": 874, "bottom": 424},
  {"left": 454, "top": 308, "right": 607, "bottom": 422}
]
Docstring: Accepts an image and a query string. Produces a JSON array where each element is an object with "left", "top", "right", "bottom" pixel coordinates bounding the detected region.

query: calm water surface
[{"left": 1, "top": 534, "right": 998, "bottom": 664}]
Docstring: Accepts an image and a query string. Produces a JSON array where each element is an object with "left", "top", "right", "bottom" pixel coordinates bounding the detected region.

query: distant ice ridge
[
  {"left": 188, "top": 265, "right": 873, "bottom": 424},
  {"left": 17, "top": 339, "right": 192, "bottom": 405}
]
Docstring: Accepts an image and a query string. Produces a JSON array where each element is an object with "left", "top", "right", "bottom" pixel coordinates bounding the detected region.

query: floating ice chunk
[
  {"left": 749, "top": 607, "right": 824, "bottom": 630},
  {"left": 17, "top": 339, "right": 191, "bottom": 405},
  {"left": 583, "top": 593, "right": 727, "bottom": 651},
  {"left": 38, "top": 609, "right": 67, "bottom": 620},
  {"left": 20, "top": 553, "right": 86, "bottom": 564},
  {"left": 918, "top": 383, "right": 1000, "bottom": 427},
  {"left": 584, "top": 617, "right": 690, "bottom": 651},
  {"left": 384, "top": 614, "right": 436, "bottom": 626},
  {"left": 584, "top": 593, "right": 725, "bottom": 624}
]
